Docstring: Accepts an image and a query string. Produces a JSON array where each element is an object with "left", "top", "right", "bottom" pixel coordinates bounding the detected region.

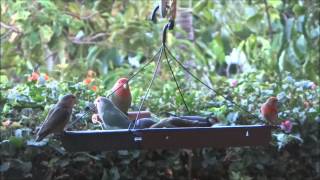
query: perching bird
[
  {"left": 132, "top": 118, "right": 157, "bottom": 129},
  {"left": 260, "top": 97, "right": 278, "bottom": 124},
  {"left": 36, "top": 94, "right": 76, "bottom": 142},
  {"left": 95, "top": 96, "right": 131, "bottom": 128},
  {"left": 94, "top": 97, "right": 154, "bottom": 129},
  {"left": 110, "top": 78, "right": 132, "bottom": 115}
]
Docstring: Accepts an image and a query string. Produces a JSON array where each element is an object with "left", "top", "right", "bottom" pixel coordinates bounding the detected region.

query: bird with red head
[
  {"left": 110, "top": 78, "right": 132, "bottom": 115},
  {"left": 260, "top": 97, "right": 278, "bottom": 125}
]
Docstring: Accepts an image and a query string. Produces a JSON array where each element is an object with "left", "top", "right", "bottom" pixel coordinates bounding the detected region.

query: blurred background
[{"left": 0, "top": 0, "right": 319, "bottom": 179}]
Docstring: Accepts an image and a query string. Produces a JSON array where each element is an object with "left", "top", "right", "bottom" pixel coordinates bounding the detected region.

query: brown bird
[
  {"left": 36, "top": 94, "right": 76, "bottom": 142},
  {"left": 260, "top": 97, "right": 278, "bottom": 124},
  {"left": 110, "top": 78, "right": 132, "bottom": 115}
]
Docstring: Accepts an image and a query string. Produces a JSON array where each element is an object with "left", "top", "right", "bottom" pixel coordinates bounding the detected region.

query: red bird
[
  {"left": 110, "top": 78, "right": 132, "bottom": 114},
  {"left": 260, "top": 97, "right": 278, "bottom": 124}
]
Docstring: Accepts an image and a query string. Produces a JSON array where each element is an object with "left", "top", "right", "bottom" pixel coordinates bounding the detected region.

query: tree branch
[
  {"left": 64, "top": 12, "right": 98, "bottom": 20},
  {"left": 263, "top": 0, "right": 273, "bottom": 40},
  {"left": 68, "top": 32, "right": 108, "bottom": 45},
  {"left": 0, "top": 22, "right": 21, "bottom": 33}
]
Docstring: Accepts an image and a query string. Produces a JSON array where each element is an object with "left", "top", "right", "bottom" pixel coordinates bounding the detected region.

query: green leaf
[
  {"left": 210, "top": 36, "right": 225, "bottom": 63},
  {"left": 0, "top": 75, "right": 9, "bottom": 84},
  {"left": 293, "top": 4, "right": 306, "bottom": 16},
  {"left": 15, "top": 11, "right": 31, "bottom": 21},
  {"left": 39, "top": 25, "right": 54, "bottom": 43},
  {"left": 87, "top": 46, "right": 100, "bottom": 65},
  {"left": 246, "top": 13, "right": 263, "bottom": 33},
  {"left": 193, "top": 0, "right": 208, "bottom": 13},
  {"left": 9, "top": 136, "right": 24, "bottom": 149},
  {"left": 295, "top": 35, "right": 307, "bottom": 56}
]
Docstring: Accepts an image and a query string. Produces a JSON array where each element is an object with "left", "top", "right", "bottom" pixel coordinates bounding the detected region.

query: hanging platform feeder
[
  {"left": 60, "top": 2, "right": 278, "bottom": 152},
  {"left": 61, "top": 125, "right": 274, "bottom": 152}
]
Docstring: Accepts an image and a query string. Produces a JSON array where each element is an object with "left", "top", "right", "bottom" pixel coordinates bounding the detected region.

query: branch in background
[
  {"left": 64, "top": 12, "right": 98, "bottom": 20},
  {"left": 68, "top": 32, "right": 108, "bottom": 45},
  {"left": 263, "top": 0, "right": 273, "bottom": 40},
  {"left": 0, "top": 22, "right": 23, "bottom": 42},
  {"left": 0, "top": 22, "right": 21, "bottom": 33}
]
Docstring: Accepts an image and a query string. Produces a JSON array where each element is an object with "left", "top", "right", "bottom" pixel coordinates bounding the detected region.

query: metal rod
[
  {"left": 107, "top": 46, "right": 163, "bottom": 98},
  {"left": 163, "top": 46, "right": 190, "bottom": 113},
  {"left": 164, "top": 46, "right": 261, "bottom": 121},
  {"left": 130, "top": 46, "right": 164, "bottom": 129}
]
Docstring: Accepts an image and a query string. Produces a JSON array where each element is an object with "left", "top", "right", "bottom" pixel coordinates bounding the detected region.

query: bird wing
[
  {"left": 42, "top": 105, "right": 56, "bottom": 125},
  {"left": 108, "top": 106, "right": 130, "bottom": 128},
  {"left": 37, "top": 106, "right": 71, "bottom": 138}
]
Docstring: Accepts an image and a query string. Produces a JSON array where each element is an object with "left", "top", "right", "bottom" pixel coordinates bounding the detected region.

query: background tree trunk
[{"left": 175, "top": 1, "right": 195, "bottom": 82}]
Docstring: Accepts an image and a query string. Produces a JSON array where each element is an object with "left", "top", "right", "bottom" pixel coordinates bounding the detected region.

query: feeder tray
[{"left": 61, "top": 125, "right": 273, "bottom": 152}]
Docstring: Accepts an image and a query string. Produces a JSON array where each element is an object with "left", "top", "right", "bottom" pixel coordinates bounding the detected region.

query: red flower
[
  {"left": 44, "top": 73, "right": 49, "bottom": 80},
  {"left": 83, "top": 77, "right": 93, "bottom": 85},
  {"left": 91, "top": 85, "right": 98, "bottom": 91},
  {"left": 28, "top": 72, "right": 40, "bottom": 81},
  {"left": 280, "top": 120, "right": 293, "bottom": 133}
]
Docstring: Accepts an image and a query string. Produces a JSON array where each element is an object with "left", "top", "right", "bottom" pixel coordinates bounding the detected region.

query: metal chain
[
  {"left": 164, "top": 45, "right": 261, "bottom": 121},
  {"left": 163, "top": 45, "right": 190, "bottom": 113},
  {"left": 106, "top": 47, "right": 163, "bottom": 98},
  {"left": 129, "top": 46, "right": 165, "bottom": 130}
]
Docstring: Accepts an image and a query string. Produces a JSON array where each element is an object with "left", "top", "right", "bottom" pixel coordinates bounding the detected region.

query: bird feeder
[
  {"left": 61, "top": 1, "right": 278, "bottom": 152},
  {"left": 62, "top": 125, "right": 274, "bottom": 152}
]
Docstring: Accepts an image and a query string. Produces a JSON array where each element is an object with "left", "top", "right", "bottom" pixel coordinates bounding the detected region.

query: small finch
[
  {"left": 260, "top": 97, "right": 278, "bottom": 124},
  {"left": 95, "top": 97, "right": 154, "bottom": 129},
  {"left": 95, "top": 97, "right": 131, "bottom": 129},
  {"left": 110, "top": 78, "right": 132, "bottom": 115},
  {"left": 36, "top": 94, "right": 76, "bottom": 142}
]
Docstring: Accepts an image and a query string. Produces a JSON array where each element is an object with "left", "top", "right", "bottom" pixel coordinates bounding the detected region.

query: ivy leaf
[
  {"left": 39, "top": 25, "right": 54, "bottom": 43},
  {"left": 210, "top": 36, "right": 225, "bottom": 63},
  {"left": 293, "top": 4, "right": 306, "bottom": 16},
  {"left": 247, "top": 13, "right": 263, "bottom": 33}
]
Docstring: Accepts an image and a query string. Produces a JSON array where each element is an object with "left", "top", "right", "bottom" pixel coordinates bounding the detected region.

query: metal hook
[
  {"left": 162, "top": 22, "right": 169, "bottom": 45},
  {"left": 162, "top": 19, "right": 175, "bottom": 45},
  {"left": 151, "top": 0, "right": 176, "bottom": 27},
  {"left": 151, "top": 5, "right": 159, "bottom": 23}
]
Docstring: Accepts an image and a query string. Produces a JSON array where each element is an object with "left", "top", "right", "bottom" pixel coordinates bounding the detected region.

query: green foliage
[
  {"left": 0, "top": 0, "right": 319, "bottom": 179},
  {"left": 1, "top": 0, "right": 160, "bottom": 80},
  {"left": 1, "top": 71, "right": 319, "bottom": 179},
  {"left": 191, "top": 0, "right": 320, "bottom": 81}
]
